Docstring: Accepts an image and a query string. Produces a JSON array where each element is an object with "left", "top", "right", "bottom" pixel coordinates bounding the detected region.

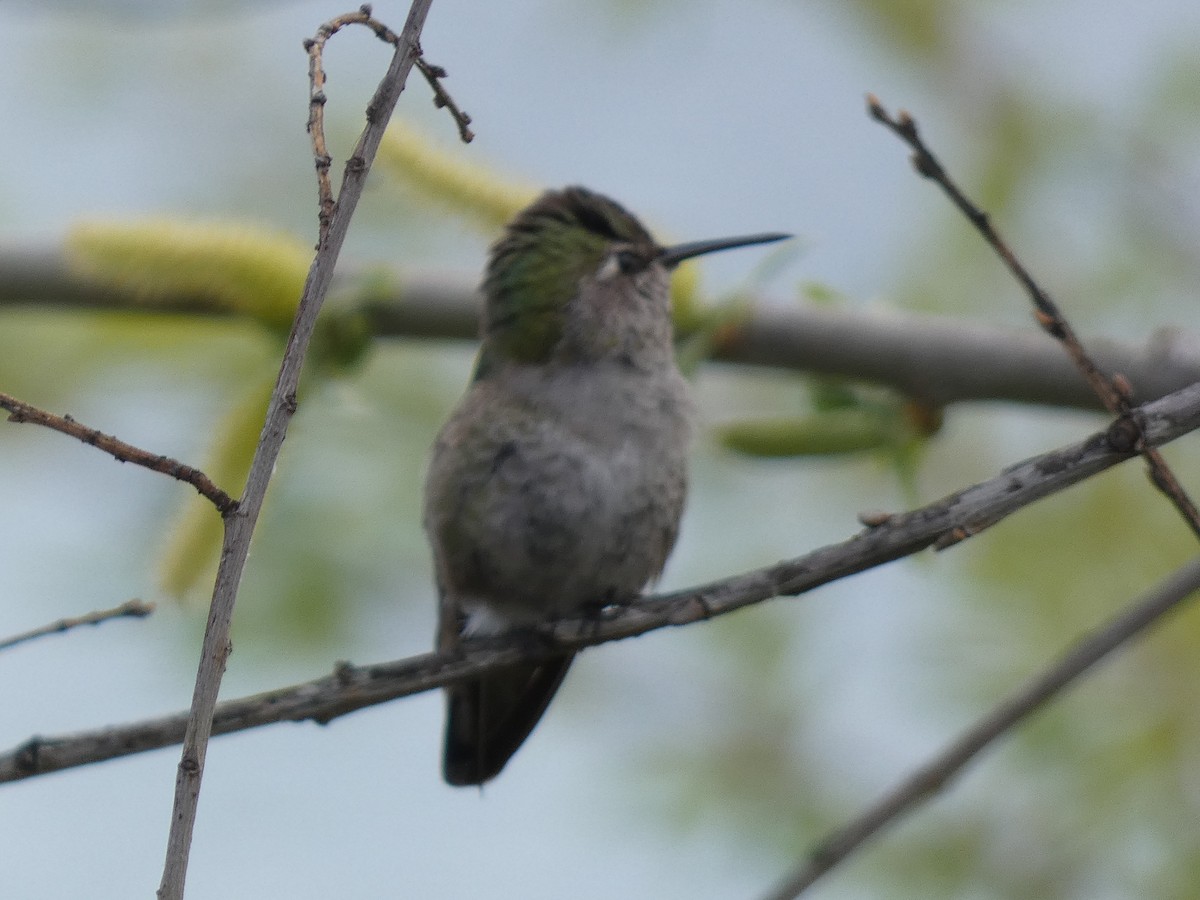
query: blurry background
[{"left": 4, "top": 1, "right": 1200, "bottom": 898}]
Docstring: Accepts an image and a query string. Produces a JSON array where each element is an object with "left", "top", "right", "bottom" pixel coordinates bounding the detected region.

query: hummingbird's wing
[{"left": 442, "top": 652, "right": 575, "bottom": 786}]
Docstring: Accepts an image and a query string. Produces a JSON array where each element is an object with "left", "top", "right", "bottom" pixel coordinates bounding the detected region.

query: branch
[
  {"left": 304, "top": 7, "right": 402, "bottom": 237},
  {"left": 304, "top": 6, "right": 468, "bottom": 236},
  {"left": 414, "top": 55, "right": 474, "bottom": 143},
  {"left": 762, "top": 555, "right": 1200, "bottom": 900},
  {"left": 869, "top": 96, "right": 1124, "bottom": 410},
  {"left": 868, "top": 95, "right": 1200, "bottom": 539},
  {"left": 756, "top": 94, "right": 1200, "bottom": 900},
  {"left": 6, "top": 246, "right": 1200, "bottom": 411},
  {"left": 156, "top": 5, "right": 436, "bottom": 898},
  {"left": 0, "top": 599, "right": 154, "bottom": 653},
  {"left": 358, "top": 279, "right": 1200, "bottom": 411},
  {"left": 7, "top": 379, "right": 1200, "bottom": 785},
  {"left": 0, "top": 391, "right": 237, "bottom": 514}
]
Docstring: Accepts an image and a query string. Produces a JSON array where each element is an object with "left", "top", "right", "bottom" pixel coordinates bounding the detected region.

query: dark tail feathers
[{"left": 442, "top": 653, "right": 575, "bottom": 786}]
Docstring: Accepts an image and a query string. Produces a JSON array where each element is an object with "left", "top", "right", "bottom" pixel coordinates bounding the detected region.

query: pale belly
[{"left": 426, "top": 362, "right": 692, "bottom": 629}]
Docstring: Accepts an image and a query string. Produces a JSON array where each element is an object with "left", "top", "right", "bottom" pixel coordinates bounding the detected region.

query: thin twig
[
  {"left": 7, "top": 379, "right": 1200, "bottom": 784},
  {"left": 303, "top": 5, "right": 470, "bottom": 240},
  {"left": 0, "top": 599, "right": 154, "bottom": 653},
  {"left": 156, "top": 5, "right": 436, "bottom": 899},
  {"left": 0, "top": 391, "right": 236, "bottom": 515},
  {"left": 867, "top": 94, "right": 1200, "bottom": 540},
  {"left": 759, "top": 94, "right": 1200, "bottom": 900},
  {"left": 304, "top": 7, "right": 401, "bottom": 238},
  {"left": 414, "top": 54, "right": 474, "bottom": 142},
  {"left": 762, "top": 556, "right": 1200, "bottom": 900}
]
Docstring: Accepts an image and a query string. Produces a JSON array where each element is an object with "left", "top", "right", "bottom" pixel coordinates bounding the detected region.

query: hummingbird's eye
[
  {"left": 596, "top": 247, "right": 651, "bottom": 281},
  {"left": 616, "top": 249, "right": 645, "bottom": 274}
]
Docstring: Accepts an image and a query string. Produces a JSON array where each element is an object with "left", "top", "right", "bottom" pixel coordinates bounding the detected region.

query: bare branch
[
  {"left": 0, "top": 599, "right": 154, "bottom": 653},
  {"left": 303, "top": 5, "right": 468, "bottom": 238},
  {"left": 868, "top": 95, "right": 1123, "bottom": 410},
  {"left": 756, "top": 92, "right": 1200, "bottom": 900},
  {"left": 762, "top": 556, "right": 1200, "bottom": 900},
  {"left": 0, "top": 391, "right": 237, "bottom": 514},
  {"left": 414, "top": 54, "right": 474, "bottom": 142},
  {"left": 6, "top": 380, "right": 1200, "bottom": 785},
  {"left": 156, "top": 4, "right": 437, "bottom": 898},
  {"left": 304, "top": 7, "right": 402, "bottom": 239},
  {"left": 868, "top": 94, "right": 1200, "bottom": 539},
  {"left": 6, "top": 245, "right": 1200, "bottom": 411}
]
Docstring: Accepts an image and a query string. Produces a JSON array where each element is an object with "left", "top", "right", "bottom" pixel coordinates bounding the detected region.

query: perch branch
[{"left": 6, "top": 379, "right": 1200, "bottom": 784}]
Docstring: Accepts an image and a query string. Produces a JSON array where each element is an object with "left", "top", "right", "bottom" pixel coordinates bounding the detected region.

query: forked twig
[
  {"left": 761, "top": 98, "right": 1200, "bottom": 899},
  {"left": 867, "top": 94, "right": 1200, "bottom": 540},
  {"left": 0, "top": 391, "right": 236, "bottom": 514},
  {"left": 303, "top": 8, "right": 398, "bottom": 235},
  {"left": 304, "top": 4, "right": 471, "bottom": 239}
]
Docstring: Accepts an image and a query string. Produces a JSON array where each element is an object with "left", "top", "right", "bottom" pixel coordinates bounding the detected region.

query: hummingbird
[{"left": 423, "top": 186, "right": 788, "bottom": 786}]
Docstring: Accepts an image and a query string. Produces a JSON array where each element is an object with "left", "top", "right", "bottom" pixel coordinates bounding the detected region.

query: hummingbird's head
[
  {"left": 478, "top": 186, "right": 788, "bottom": 373},
  {"left": 480, "top": 186, "right": 655, "bottom": 368}
]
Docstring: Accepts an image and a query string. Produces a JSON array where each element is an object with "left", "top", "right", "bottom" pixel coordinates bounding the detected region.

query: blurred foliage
[
  {"left": 67, "top": 220, "right": 311, "bottom": 331},
  {"left": 718, "top": 408, "right": 897, "bottom": 457},
  {"left": 377, "top": 122, "right": 538, "bottom": 234},
  {"left": 158, "top": 366, "right": 275, "bottom": 599},
  {"left": 641, "top": 607, "right": 836, "bottom": 856}
]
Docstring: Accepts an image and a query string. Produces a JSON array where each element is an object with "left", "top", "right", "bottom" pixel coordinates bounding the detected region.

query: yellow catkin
[
  {"left": 157, "top": 369, "right": 275, "bottom": 599},
  {"left": 379, "top": 120, "right": 703, "bottom": 321},
  {"left": 377, "top": 122, "right": 537, "bottom": 233},
  {"left": 718, "top": 411, "right": 891, "bottom": 458},
  {"left": 66, "top": 220, "right": 311, "bottom": 331}
]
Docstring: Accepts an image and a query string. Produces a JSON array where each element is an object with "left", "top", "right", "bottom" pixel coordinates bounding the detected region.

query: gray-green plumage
[{"left": 423, "top": 186, "right": 786, "bottom": 785}]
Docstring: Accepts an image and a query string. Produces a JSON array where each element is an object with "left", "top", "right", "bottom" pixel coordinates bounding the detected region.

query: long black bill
[{"left": 658, "top": 232, "right": 791, "bottom": 268}]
